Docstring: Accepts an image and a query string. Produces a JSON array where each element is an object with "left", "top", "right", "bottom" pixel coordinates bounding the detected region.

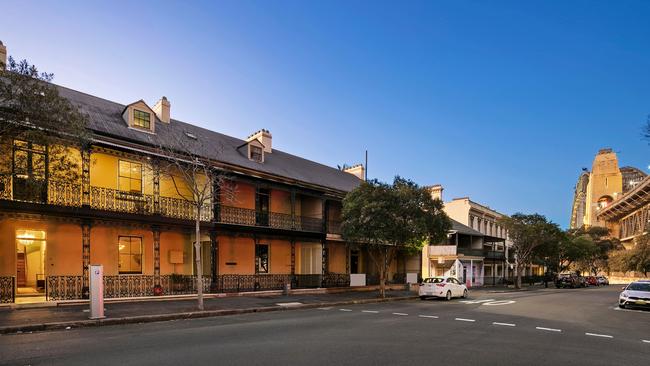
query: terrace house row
[{"left": 0, "top": 74, "right": 411, "bottom": 303}]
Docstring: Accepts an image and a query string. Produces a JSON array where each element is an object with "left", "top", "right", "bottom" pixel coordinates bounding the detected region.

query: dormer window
[
  {"left": 250, "top": 145, "right": 263, "bottom": 163},
  {"left": 133, "top": 109, "right": 151, "bottom": 129}
]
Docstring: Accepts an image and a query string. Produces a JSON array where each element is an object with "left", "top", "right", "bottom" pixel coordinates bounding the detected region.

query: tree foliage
[
  {"left": 341, "top": 177, "right": 451, "bottom": 297},
  {"left": 499, "top": 213, "right": 563, "bottom": 288},
  {"left": 0, "top": 56, "right": 90, "bottom": 182},
  {"left": 610, "top": 233, "right": 650, "bottom": 277}
]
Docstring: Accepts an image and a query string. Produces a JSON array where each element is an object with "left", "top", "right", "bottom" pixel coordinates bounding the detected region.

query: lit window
[
  {"left": 250, "top": 145, "right": 263, "bottom": 162},
  {"left": 118, "top": 160, "right": 142, "bottom": 193},
  {"left": 118, "top": 236, "right": 142, "bottom": 274},
  {"left": 133, "top": 109, "right": 151, "bottom": 129},
  {"left": 255, "top": 243, "right": 269, "bottom": 274}
]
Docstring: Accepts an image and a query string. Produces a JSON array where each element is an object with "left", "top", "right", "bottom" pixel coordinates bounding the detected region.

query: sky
[{"left": 2, "top": 0, "right": 650, "bottom": 227}]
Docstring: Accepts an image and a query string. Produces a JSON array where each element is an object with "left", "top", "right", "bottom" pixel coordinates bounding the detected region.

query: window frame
[
  {"left": 118, "top": 160, "right": 143, "bottom": 194},
  {"left": 12, "top": 139, "right": 48, "bottom": 180},
  {"left": 255, "top": 243, "right": 270, "bottom": 274},
  {"left": 133, "top": 109, "right": 151, "bottom": 130},
  {"left": 118, "top": 236, "right": 143, "bottom": 274}
]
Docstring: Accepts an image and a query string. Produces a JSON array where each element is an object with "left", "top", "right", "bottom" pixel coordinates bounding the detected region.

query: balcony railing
[
  {"left": 219, "top": 205, "right": 323, "bottom": 232},
  {"left": 428, "top": 245, "right": 458, "bottom": 256},
  {"left": 0, "top": 276, "right": 15, "bottom": 304},
  {"left": 0, "top": 175, "right": 323, "bottom": 232}
]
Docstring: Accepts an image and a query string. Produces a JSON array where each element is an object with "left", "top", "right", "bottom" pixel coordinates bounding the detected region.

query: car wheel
[
  {"left": 462, "top": 289, "right": 468, "bottom": 299},
  {"left": 619, "top": 304, "right": 626, "bottom": 309},
  {"left": 420, "top": 296, "right": 427, "bottom": 300},
  {"left": 445, "top": 291, "right": 452, "bottom": 301}
]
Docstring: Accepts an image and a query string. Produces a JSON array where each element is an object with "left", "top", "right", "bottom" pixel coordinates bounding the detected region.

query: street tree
[
  {"left": 156, "top": 133, "right": 231, "bottom": 310},
  {"left": 341, "top": 177, "right": 451, "bottom": 298},
  {"left": 0, "top": 56, "right": 90, "bottom": 188},
  {"left": 569, "top": 226, "right": 621, "bottom": 275},
  {"left": 610, "top": 232, "right": 650, "bottom": 277},
  {"left": 499, "top": 213, "right": 562, "bottom": 289}
]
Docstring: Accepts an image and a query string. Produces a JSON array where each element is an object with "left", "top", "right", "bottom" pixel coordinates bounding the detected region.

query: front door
[
  {"left": 350, "top": 250, "right": 360, "bottom": 273},
  {"left": 16, "top": 252, "right": 26, "bottom": 287}
]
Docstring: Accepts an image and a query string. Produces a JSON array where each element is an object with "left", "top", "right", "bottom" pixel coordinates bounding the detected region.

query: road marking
[
  {"left": 585, "top": 333, "right": 613, "bottom": 339},
  {"left": 483, "top": 300, "right": 516, "bottom": 306},
  {"left": 392, "top": 312, "right": 408, "bottom": 316},
  {"left": 492, "top": 322, "right": 516, "bottom": 327},
  {"left": 418, "top": 315, "right": 439, "bottom": 319},
  {"left": 460, "top": 299, "right": 494, "bottom": 304},
  {"left": 536, "top": 327, "right": 562, "bottom": 332},
  {"left": 361, "top": 310, "right": 379, "bottom": 313},
  {"left": 317, "top": 307, "right": 331, "bottom": 310},
  {"left": 276, "top": 302, "right": 303, "bottom": 307},
  {"left": 642, "top": 340, "right": 650, "bottom": 344},
  {"left": 455, "top": 318, "right": 476, "bottom": 322},
  {"left": 339, "top": 309, "right": 352, "bottom": 312}
]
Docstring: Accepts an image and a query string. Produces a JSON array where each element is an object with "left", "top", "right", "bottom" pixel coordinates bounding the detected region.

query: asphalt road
[{"left": 1, "top": 286, "right": 648, "bottom": 365}]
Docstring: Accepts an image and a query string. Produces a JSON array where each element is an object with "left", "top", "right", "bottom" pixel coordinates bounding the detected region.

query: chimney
[
  {"left": 344, "top": 164, "right": 365, "bottom": 181},
  {"left": 153, "top": 96, "right": 171, "bottom": 123},
  {"left": 428, "top": 184, "right": 443, "bottom": 201},
  {"left": 0, "top": 41, "right": 6, "bottom": 69},
  {"left": 247, "top": 129, "right": 272, "bottom": 153}
]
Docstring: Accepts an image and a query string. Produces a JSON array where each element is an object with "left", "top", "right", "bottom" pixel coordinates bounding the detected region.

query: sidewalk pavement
[{"left": 0, "top": 289, "right": 415, "bottom": 334}]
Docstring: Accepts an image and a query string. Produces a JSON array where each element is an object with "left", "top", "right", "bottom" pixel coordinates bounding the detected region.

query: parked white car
[{"left": 419, "top": 276, "right": 468, "bottom": 300}]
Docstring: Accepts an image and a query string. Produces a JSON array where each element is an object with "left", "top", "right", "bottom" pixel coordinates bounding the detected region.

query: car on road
[
  {"left": 585, "top": 276, "right": 599, "bottom": 286},
  {"left": 619, "top": 280, "right": 650, "bottom": 309},
  {"left": 419, "top": 276, "right": 468, "bottom": 301},
  {"left": 555, "top": 274, "right": 580, "bottom": 288},
  {"left": 596, "top": 276, "right": 609, "bottom": 286}
]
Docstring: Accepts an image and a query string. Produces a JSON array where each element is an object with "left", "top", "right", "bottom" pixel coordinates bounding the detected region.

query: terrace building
[{"left": 0, "top": 44, "right": 410, "bottom": 304}]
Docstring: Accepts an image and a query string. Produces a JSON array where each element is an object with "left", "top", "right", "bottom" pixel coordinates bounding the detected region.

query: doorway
[
  {"left": 350, "top": 250, "right": 360, "bottom": 274},
  {"left": 15, "top": 230, "right": 46, "bottom": 303}
]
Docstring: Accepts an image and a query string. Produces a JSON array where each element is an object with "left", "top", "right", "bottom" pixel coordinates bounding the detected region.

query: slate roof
[
  {"left": 450, "top": 219, "right": 484, "bottom": 237},
  {"left": 55, "top": 85, "right": 362, "bottom": 193}
]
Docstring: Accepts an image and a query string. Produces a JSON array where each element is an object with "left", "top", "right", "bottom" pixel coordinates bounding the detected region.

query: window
[
  {"left": 133, "top": 109, "right": 151, "bottom": 129},
  {"left": 13, "top": 140, "right": 47, "bottom": 179},
  {"left": 255, "top": 243, "right": 269, "bottom": 274},
  {"left": 118, "top": 160, "right": 142, "bottom": 193},
  {"left": 118, "top": 236, "right": 142, "bottom": 274},
  {"left": 250, "top": 145, "right": 263, "bottom": 162}
]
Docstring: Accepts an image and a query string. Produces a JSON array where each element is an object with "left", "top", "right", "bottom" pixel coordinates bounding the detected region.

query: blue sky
[{"left": 2, "top": 1, "right": 650, "bottom": 227}]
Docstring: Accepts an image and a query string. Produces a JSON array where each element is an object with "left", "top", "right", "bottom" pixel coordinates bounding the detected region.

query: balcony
[
  {"left": 428, "top": 245, "right": 505, "bottom": 259},
  {"left": 428, "top": 245, "right": 458, "bottom": 256},
  {"left": 0, "top": 175, "right": 323, "bottom": 232}
]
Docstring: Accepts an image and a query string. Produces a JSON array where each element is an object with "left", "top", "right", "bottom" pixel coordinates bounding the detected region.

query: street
[{"left": 1, "top": 286, "right": 648, "bottom": 365}]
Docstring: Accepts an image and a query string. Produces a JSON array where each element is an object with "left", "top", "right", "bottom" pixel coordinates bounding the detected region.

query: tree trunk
[
  {"left": 515, "top": 261, "right": 522, "bottom": 289},
  {"left": 195, "top": 209, "right": 204, "bottom": 311}
]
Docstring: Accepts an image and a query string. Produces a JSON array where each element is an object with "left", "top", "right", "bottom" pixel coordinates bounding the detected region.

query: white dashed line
[
  {"left": 392, "top": 312, "right": 408, "bottom": 316},
  {"left": 361, "top": 310, "right": 379, "bottom": 313},
  {"left": 455, "top": 318, "right": 476, "bottom": 322},
  {"left": 536, "top": 327, "right": 562, "bottom": 332},
  {"left": 585, "top": 333, "right": 613, "bottom": 339},
  {"left": 642, "top": 340, "right": 650, "bottom": 344},
  {"left": 339, "top": 309, "right": 352, "bottom": 312},
  {"left": 492, "top": 322, "right": 516, "bottom": 327},
  {"left": 317, "top": 307, "right": 331, "bottom": 310},
  {"left": 418, "top": 315, "right": 439, "bottom": 319}
]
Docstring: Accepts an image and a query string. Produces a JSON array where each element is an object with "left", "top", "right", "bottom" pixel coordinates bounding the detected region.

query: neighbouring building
[
  {"left": 570, "top": 148, "right": 646, "bottom": 229},
  {"left": 0, "top": 42, "right": 411, "bottom": 304},
  {"left": 420, "top": 186, "right": 539, "bottom": 287}
]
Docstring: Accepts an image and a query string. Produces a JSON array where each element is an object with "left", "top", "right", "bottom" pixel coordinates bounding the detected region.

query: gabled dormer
[
  {"left": 247, "top": 139, "right": 265, "bottom": 163},
  {"left": 122, "top": 100, "right": 157, "bottom": 133},
  {"left": 240, "top": 129, "right": 272, "bottom": 163}
]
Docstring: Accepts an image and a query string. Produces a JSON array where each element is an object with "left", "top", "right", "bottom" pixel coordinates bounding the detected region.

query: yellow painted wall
[
  {"left": 270, "top": 189, "right": 291, "bottom": 215},
  {"left": 90, "top": 152, "right": 154, "bottom": 195},
  {"left": 267, "top": 239, "right": 292, "bottom": 274},
  {"left": 160, "top": 231, "right": 192, "bottom": 275},
  {"left": 90, "top": 226, "right": 153, "bottom": 276},
  {"left": 218, "top": 236, "right": 255, "bottom": 274},
  {"left": 222, "top": 182, "right": 255, "bottom": 209}
]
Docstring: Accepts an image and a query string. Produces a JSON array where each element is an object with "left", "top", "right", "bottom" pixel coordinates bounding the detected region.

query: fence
[
  {"left": 44, "top": 273, "right": 351, "bottom": 301},
  {"left": 0, "top": 276, "right": 15, "bottom": 303}
]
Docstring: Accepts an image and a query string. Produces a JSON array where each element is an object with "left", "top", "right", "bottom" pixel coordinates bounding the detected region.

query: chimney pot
[
  {"left": 428, "top": 184, "right": 444, "bottom": 201},
  {"left": 343, "top": 164, "right": 365, "bottom": 181},
  {"left": 153, "top": 96, "right": 171, "bottom": 123},
  {"left": 246, "top": 129, "right": 272, "bottom": 153}
]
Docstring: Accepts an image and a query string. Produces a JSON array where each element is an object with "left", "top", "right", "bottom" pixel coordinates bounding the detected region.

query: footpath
[{"left": 0, "top": 288, "right": 415, "bottom": 334}]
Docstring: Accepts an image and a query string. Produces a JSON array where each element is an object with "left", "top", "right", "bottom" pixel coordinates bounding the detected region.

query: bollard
[
  {"left": 89, "top": 264, "right": 105, "bottom": 319},
  {"left": 283, "top": 283, "right": 291, "bottom": 296}
]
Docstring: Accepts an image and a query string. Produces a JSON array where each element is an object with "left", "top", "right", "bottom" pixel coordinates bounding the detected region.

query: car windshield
[
  {"left": 627, "top": 283, "right": 650, "bottom": 291},
  {"left": 423, "top": 278, "right": 445, "bottom": 283}
]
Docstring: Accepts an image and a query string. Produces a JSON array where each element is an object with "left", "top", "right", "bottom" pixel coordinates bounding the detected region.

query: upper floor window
[
  {"left": 118, "top": 160, "right": 142, "bottom": 193},
  {"left": 250, "top": 145, "right": 263, "bottom": 163},
  {"left": 118, "top": 236, "right": 143, "bottom": 274},
  {"left": 13, "top": 140, "right": 47, "bottom": 180},
  {"left": 133, "top": 109, "right": 151, "bottom": 129}
]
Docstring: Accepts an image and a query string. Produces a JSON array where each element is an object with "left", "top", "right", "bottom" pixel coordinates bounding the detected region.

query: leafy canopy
[{"left": 341, "top": 176, "right": 451, "bottom": 251}]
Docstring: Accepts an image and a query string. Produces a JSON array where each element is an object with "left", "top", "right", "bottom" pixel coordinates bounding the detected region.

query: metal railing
[
  {"left": 219, "top": 205, "right": 324, "bottom": 232},
  {"left": 159, "top": 196, "right": 213, "bottom": 222},
  {"left": 0, "top": 276, "right": 15, "bottom": 303},
  {"left": 45, "top": 274, "right": 351, "bottom": 300}
]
